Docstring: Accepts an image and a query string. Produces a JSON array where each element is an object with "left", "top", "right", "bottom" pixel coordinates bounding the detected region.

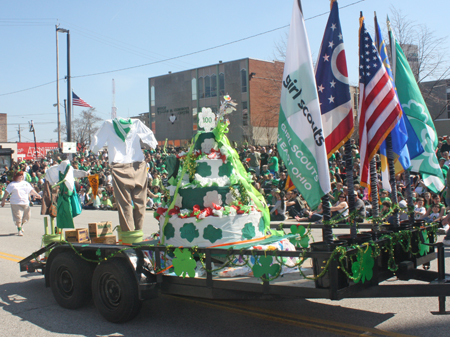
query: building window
[
  {"left": 150, "top": 86, "right": 155, "bottom": 107},
  {"left": 211, "top": 74, "right": 217, "bottom": 97},
  {"left": 242, "top": 101, "right": 248, "bottom": 126},
  {"left": 198, "top": 77, "right": 204, "bottom": 99},
  {"left": 205, "top": 76, "right": 211, "bottom": 98},
  {"left": 191, "top": 78, "right": 197, "bottom": 100},
  {"left": 219, "top": 73, "right": 225, "bottom": 96},
  {"left": 241, "top": 69, "right": 247, "bottom": 93}
]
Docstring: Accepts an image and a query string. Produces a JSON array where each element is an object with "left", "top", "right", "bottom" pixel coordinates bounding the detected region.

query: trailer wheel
[
  {"left": 92, "top": 258, "right": 142, "bottom": 323},
  {"left": 49, "top": 251, "right": 93, "bottom": 309}
]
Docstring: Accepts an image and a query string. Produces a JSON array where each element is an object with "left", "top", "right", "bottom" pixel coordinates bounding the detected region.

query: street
[{"left": 0, "top": 204, "right": 450, "bottom": 336}]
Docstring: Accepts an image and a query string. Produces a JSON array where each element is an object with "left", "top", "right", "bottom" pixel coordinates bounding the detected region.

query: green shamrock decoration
[
  {"left": 164, "top": 222, "right": 175, "bottom": 240},
  {"left": 203, "top": 225, "right": 223, "bottom": 243},
  {"left": 172, "top": 248, "right": 196, "bottom": 278},
  {"left": 96, "top": 248, "right": 102, "bottom": 257},
  {"left": 252, "top": 255, "right": 280, "bottom": 278},
  {"left": 218, "top": 161, "right": 232, "bottom": 177},
  {"left": 180, "top": 223, "right": 199, "bottom": 243},
  {"left": 289, "top": 225, "right": 309, "bottom": 248},
  {"left": 242, "top": 223, "right": 255, "bottom": 240},
  {"left": 258, "top": 217, "right": 265, "bottom": 233},
  {"left": 351, "top": 245, "right": 375, "bottom": 284},
  {"left": 196, "top": 162, "right": 212, "bottom": 177},
  {"left": 418, "top": 230, "right": 430, "bottom": 256}
]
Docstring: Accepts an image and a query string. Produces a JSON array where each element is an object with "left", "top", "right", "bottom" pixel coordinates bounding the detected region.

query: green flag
[{"left": 388, "top": 19, "right": 444, "bottom": 193}]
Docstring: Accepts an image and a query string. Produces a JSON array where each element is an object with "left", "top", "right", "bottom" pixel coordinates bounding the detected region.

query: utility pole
[
  {"left": 17, "top": 124, "right": 21, "bottom": 142},
  {"left": 29, "top": 120, "right": 37, "bottom": 159},
  {"left": 56, "top": 25, "right": 61, "bottom": 149},
  {"left": 56, "top": 27, "right": 71, "bottom": 142}
]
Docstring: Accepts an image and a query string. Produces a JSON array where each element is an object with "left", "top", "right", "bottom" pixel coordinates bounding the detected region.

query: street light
[{"left": 56, "top": 26, "right": 71, "bottom": 144}]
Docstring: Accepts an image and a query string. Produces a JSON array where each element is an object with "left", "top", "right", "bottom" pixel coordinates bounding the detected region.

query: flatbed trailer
[{"left": 19, "top": 224, "right": 450, "bottom": 323}]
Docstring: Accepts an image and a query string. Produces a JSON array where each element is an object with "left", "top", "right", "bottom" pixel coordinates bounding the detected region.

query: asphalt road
[{"left": 0, "top": 203, "right": 450, "bottom": 336}]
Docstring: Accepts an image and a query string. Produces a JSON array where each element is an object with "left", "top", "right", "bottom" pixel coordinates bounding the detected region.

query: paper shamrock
[
  {"left": 242, "top": 223, "right": 256, "bottom": 240},
  {"left": 172, "top": 248, "right": 196, "bottom": 278},
  {"left": 198, "top": 108, "right": 216, "bottom": 132},
  {"left": 164, "top": 222, "right": 175, "bottom": 240},
  {"left": 252, "top": 255, "right": 280, "bottom": 278},
  {"left": 180, "top": 223, "right": 199, "bottom": 243},
  {"left": 351, "top": 244, "right": 375, "bottom": 284},
  {"left": 203, "top": 224, "right": 223, "bottom": 244},
  {"left": 418, "top": 230, "right": 430, "bottom": 256},
  {"left": 289, "top": 225, "right": 309, "bottom": 248}
]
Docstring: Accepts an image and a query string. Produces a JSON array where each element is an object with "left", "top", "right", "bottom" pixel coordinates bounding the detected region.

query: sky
[{"left": 0, "top": 0, "right": 448, "bottom": 144}]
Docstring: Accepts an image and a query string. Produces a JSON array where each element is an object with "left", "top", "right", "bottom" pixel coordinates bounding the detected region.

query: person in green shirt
[
  {"left": 148, "top": 186, "right": 162, "bottom": 208},
  {"left": 100, "top": 194, "right": 113, "bottom": 210},
  {"left": 30, "top": 172, "right": 39, "bottom": 184},
  {"left": 268, "top": 153, "right": 279, "bottom": 177},
  {"left": 439, "top": 158, "right": 449, "bottom": 179}
]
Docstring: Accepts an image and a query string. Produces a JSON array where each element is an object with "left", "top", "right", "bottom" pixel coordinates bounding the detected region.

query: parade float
[{"left": 17, "top": 0, "right": 450, "bottom": 324}]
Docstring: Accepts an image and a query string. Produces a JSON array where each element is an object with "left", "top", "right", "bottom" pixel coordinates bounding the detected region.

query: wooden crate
[
  {"left": 88, "top": 221, "right": 113, "bottom": 238},
  {"left": 65, "top": 228, "right": 89, "bottom": 243},
  {"left": 91, "top": 234, "right": 117, "bottom": 245}
]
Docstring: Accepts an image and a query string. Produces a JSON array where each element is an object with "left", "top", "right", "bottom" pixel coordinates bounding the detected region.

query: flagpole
[
  {"left": 344, "top": 139, "right": 356, "bottom": 239},
  {"left": 387, "top": 21, "right": 414, "bottom": 229},
  {"left": 370, "top": 158, "right": 380, "bottom": 220},
  {"left": 374, "top": 12, "right": 400, "bottom": 230}
]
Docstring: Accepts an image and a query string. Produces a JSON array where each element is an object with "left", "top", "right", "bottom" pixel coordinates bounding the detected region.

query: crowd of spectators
[{"left": 0, "top": 135, "right": 449, "bottom": 225}]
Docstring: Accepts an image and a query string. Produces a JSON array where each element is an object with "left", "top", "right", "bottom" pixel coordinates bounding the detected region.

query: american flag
[
  {"left": 72, "top": 92, "right": 92, "bottom": 108},
  {"left": 315, "top": 0, "right": 353, "bottom": 157},
  {"left": 358, "top": 18, "right": 402, "bottom": 187}
]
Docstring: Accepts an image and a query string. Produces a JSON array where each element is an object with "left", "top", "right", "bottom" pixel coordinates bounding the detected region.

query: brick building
[
  {"left": 0, "top": 113, "right": 7, "bottom": 142},
  {"left": 147, "top": 58, "right": 284, "bottom": 147}
]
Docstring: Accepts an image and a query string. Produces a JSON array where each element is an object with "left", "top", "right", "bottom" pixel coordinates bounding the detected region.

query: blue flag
[{"left": 374, "top": 15, "right": 423, "bottom": 191}]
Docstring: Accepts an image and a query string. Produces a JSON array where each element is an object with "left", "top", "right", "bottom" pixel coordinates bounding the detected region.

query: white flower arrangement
[
  {"left": 194, "top": 173, "right": 230, "bottom": 187},
  {"left": 212, "top": 209, "right": 223, "bottom": 218}
]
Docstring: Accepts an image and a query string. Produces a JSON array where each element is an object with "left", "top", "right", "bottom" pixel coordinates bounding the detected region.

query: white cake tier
[{"left": 160, "top": 211, "right": 265, "bottom": 248}]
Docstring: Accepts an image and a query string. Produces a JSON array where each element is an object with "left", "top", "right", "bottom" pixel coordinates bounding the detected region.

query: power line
[{"left": 0, "top": 0, "right": 365, "bottom": 96}]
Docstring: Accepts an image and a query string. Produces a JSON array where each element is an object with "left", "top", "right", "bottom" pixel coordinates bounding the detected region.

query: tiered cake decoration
[{"left": 157, "top": 96, "right": 270, "bottom": 247}]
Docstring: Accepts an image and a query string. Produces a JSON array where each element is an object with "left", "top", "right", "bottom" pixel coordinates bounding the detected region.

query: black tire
[
  {"left": 49, "top": 251, "right": 94, "bottom": 309},
  {"left": 92, "top": 258, "right": 142, "bottom": 323}
]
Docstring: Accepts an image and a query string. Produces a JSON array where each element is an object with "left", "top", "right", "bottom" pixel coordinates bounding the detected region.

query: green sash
[
  {"left": 56, "top": 164, "right": 74, "bottom": 229},
  {"left": 113, "top": 118, "right": 133, "bottom": 141}
]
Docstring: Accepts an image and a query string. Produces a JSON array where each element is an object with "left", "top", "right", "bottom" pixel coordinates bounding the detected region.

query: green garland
[{"left": 43, "top": 222, "right": 437, "bottom": 283}]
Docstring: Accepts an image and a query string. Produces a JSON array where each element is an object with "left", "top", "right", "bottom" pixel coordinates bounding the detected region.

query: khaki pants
[
  {"left": 111, "top": 161, "right": 147, "bottom": 231},
  {"left": 11, "top": 204, "right": 31, "bottom": 227}
]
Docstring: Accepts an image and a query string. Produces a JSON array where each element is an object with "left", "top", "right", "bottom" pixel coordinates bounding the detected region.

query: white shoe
[
  {"left": 18, "top": 230, "right": 24, "bottom": 236},
  {"left": 443, "top": 239, "right": 450, "bottom": 246},
  {"left": 444, "top": 224, "right": 449, "bottom": 232}
]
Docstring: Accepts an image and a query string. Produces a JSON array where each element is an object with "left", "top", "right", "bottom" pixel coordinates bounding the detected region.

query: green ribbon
[
  {"left": 112, "top": 118, "right": 132, "bottom": 142},
  {"left": 213, "top": 119, "right": 271, "bottom": 232},
  {"left": 161, "top": 133, "right": 201, "bottom": 244}
]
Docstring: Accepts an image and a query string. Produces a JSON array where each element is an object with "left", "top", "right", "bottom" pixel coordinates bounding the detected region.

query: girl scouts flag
[
  {"left": 358, "top": 16, "right": 403, "bottom": 188},
  {"left": 277, "top": 0, "right": 330, "bottom": 209},
  {"left": 388, "top": 18, "right": 444, "bottom": 193},
  {"left": 315, "top": 0, "right": 354, "bottom": 157}
]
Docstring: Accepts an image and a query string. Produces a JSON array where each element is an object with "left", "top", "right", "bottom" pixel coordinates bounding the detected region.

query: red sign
[{"left": 17, "top": 142, "right": 59, "bottom": 160}]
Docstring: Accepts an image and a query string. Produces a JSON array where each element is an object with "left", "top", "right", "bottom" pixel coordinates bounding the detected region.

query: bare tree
[
  {"left": 389, "top": 6, "right": 448, "bottom": 84},
  {"left": 55, "top": 108, "right": 102, "bottom": 147}
]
